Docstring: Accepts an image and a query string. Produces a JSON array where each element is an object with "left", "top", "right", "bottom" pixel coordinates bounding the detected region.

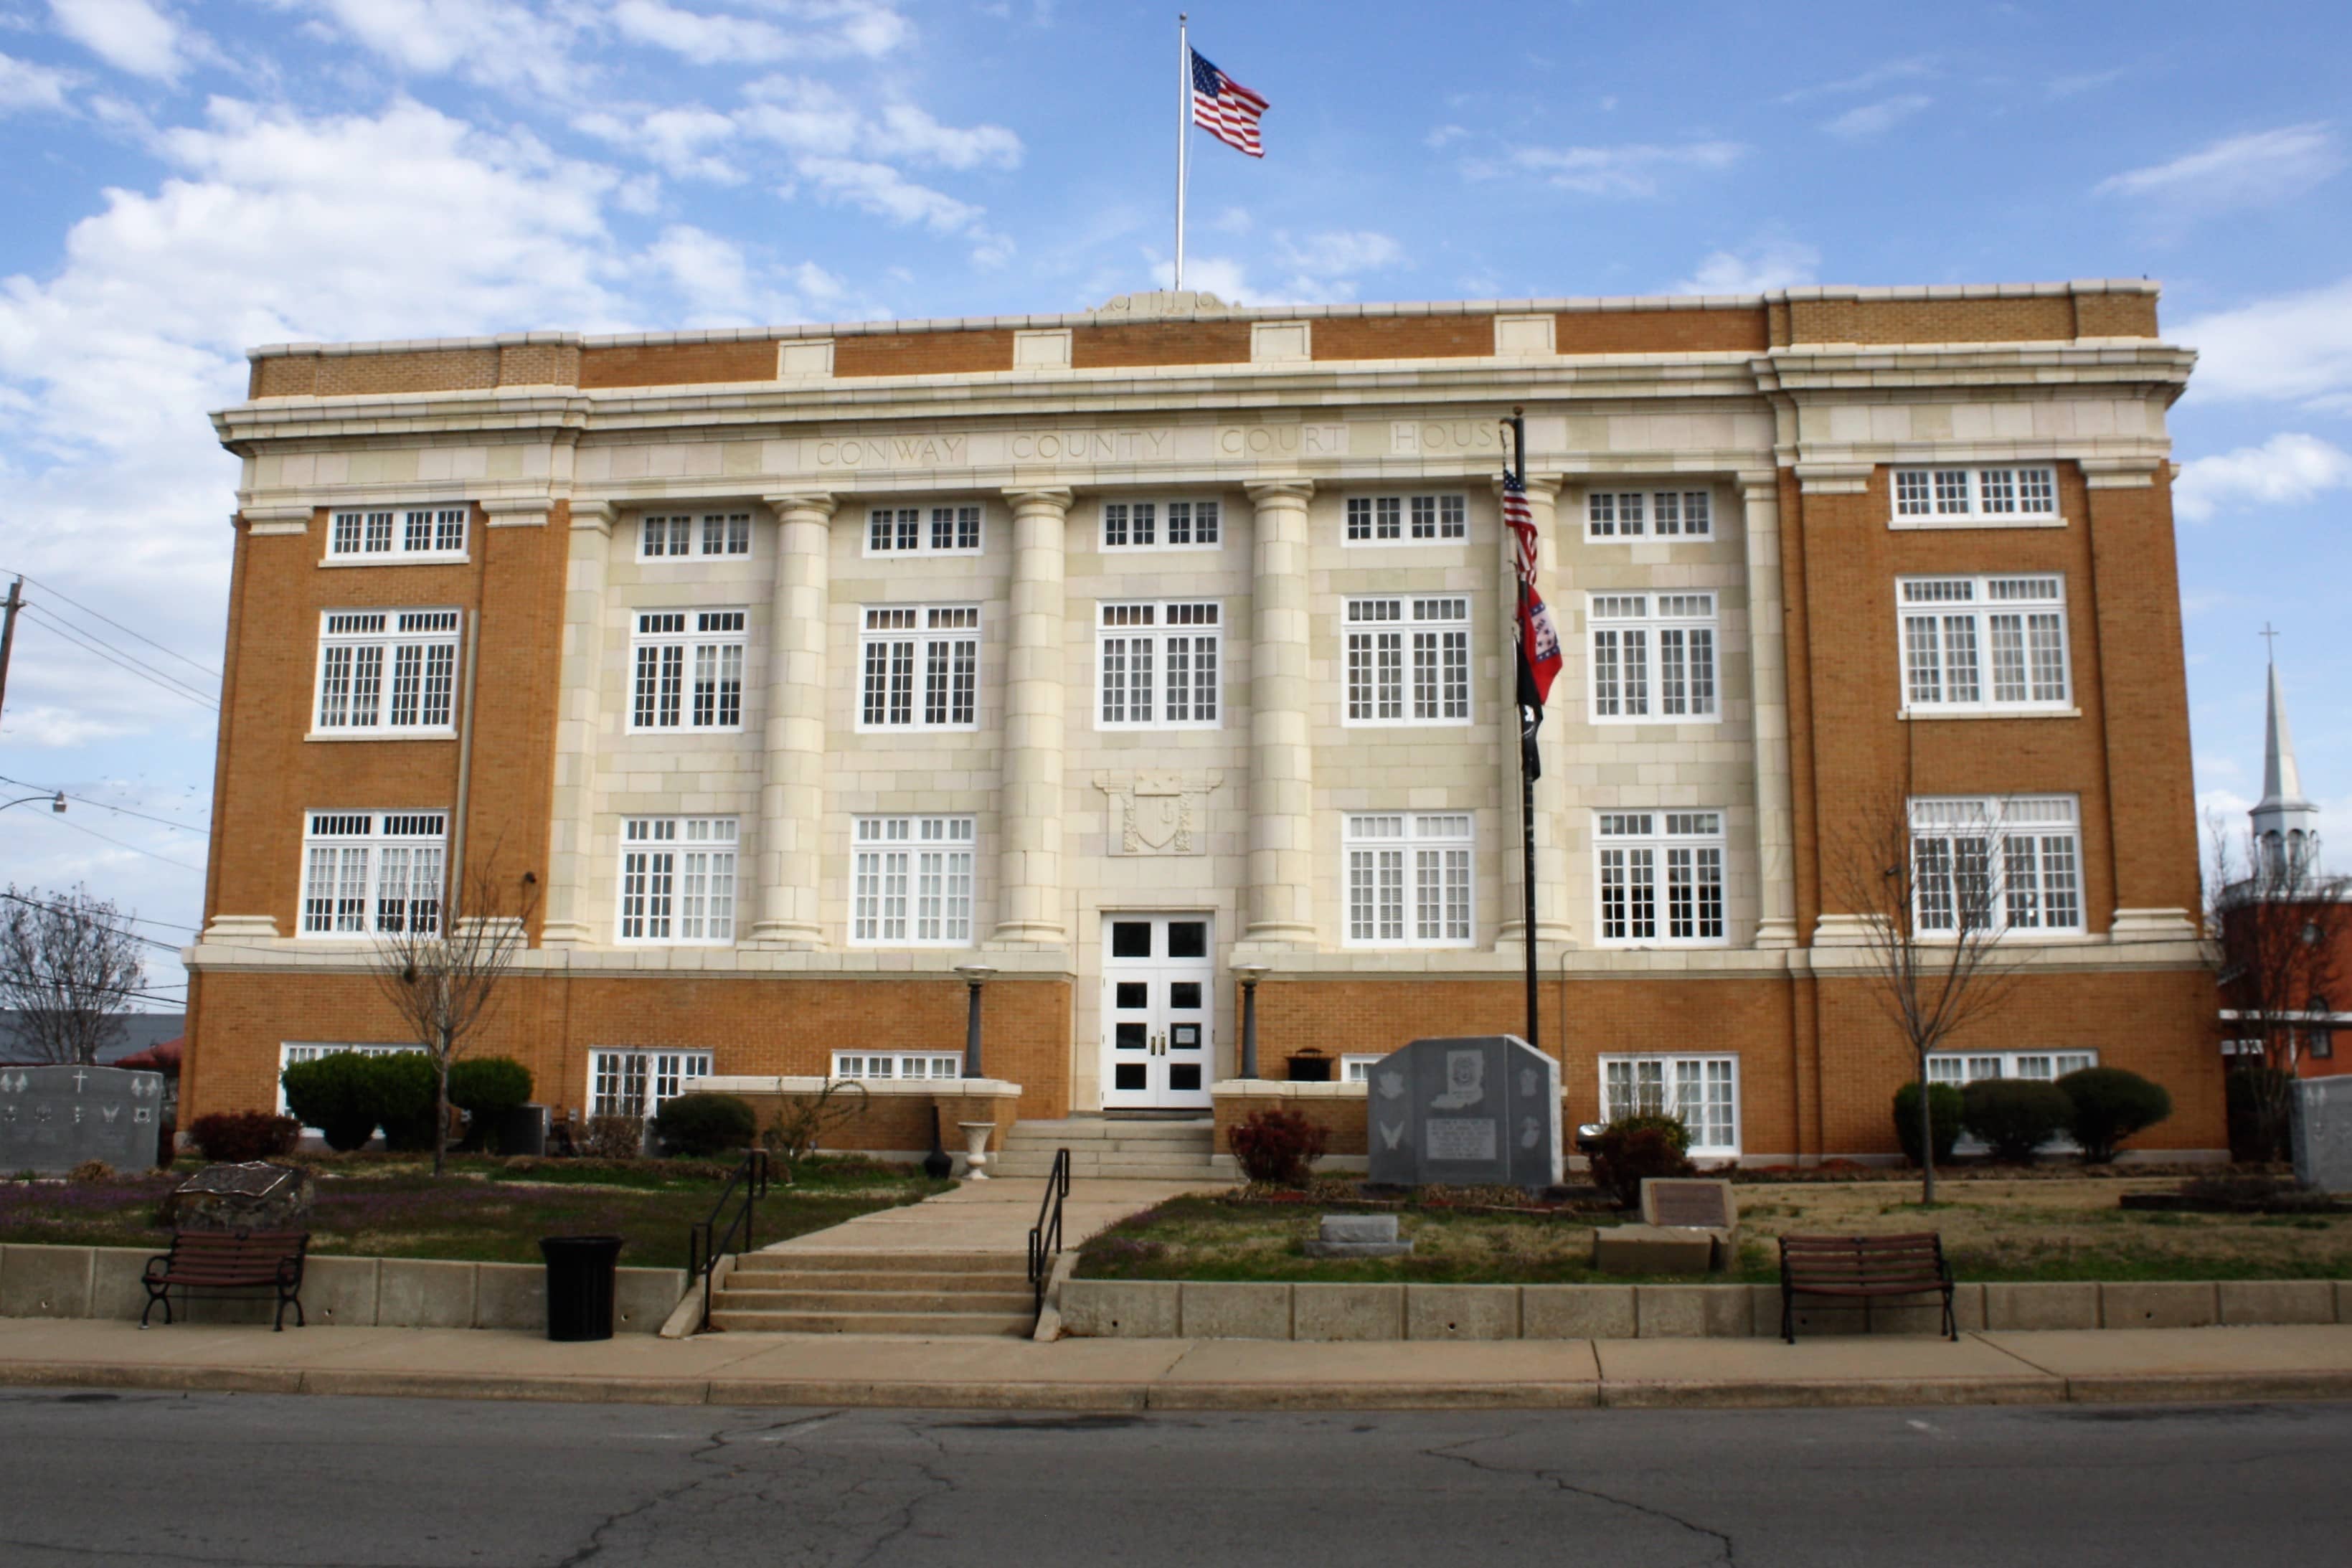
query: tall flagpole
[
  {"left": 1508, "top": 410, "right": 1539, "bottom": 1055},
  {"left": 1175, "top": 14, "right": 1189, "bottom": 291}
]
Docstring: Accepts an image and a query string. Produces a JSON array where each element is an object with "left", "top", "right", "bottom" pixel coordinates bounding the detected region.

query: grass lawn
[
  {"left": 0, "top": 1154, "right": 951, "bottom": 1272},
  {"left": 1076, "top": 1179, "right": 2352, "bottom": 1286}
]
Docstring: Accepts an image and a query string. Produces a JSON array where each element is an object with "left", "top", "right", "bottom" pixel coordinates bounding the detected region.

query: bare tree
[
  {"left": 2206, "top": 808, "right": 2348, "bottom": 1160},
  {"left": 371, "top": 860, "right": 538, "bottom": 1177},
  {"left": 0, "top": 884, "right": 148, "bottom": 1065},
  {"left": 1830, "top": 795, "right": 2025, "bottom": 1204}
]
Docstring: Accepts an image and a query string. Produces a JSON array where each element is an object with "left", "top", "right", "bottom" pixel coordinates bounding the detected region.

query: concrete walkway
[
  {"left": 6, "top": 1317, "right": 2352, "bottom": 1410},
  {"left": 760, "top": 1177, "right": 1209, "bottom": 1257}
]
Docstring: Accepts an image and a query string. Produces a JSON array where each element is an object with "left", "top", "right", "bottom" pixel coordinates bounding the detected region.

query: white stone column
[
  {"left": 541, "top": 498, "right": 615, "bottom": 948},
  {"left": 1244, "top": 480, "right": 1317, "bottom": 946},
  {"left": 1742, "top": 472, "right": 1798, "bottom": 948},
  {"left": 1496, "top": 476, "right": 1574, "bottom": 948},
  {"left": 993, "top": 487, "right": 1071, "bottom": 944},
  {"left": 749, "top": 493, "right": 836, "bottom": 948}
]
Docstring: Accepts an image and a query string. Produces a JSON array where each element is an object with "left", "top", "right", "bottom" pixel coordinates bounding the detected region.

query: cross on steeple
[{"left": 2262, "top": 623, "right": 2280, "bottom": 661}]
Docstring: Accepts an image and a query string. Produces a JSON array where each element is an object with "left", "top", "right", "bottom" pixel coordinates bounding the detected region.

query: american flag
[
  {"left": 1190, "top": 49, "right": 1268, "bottom": 157},
  {"left": 1506, "top": 471, "right": 1562, "bottom": 710}
]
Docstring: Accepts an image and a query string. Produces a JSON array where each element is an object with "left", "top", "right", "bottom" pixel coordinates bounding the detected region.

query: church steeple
[{"left": 2252, "top": 630, "right": 2320, "bottom": 878}]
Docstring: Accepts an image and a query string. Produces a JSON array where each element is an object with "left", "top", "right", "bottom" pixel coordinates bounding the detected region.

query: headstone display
[
  {"left": 0, "top": 1065, "right": 166, "bottom": 1176},
  {"left": 1365, "top": 1035, "right": 1562, "bottom": 1190},
  {"left": 1303, "top": 1212, "right": 1413, "bottom": 1259},
  {"left": 162, "top": 1162, "right": 316, "bottom": 1232},
  {"left": 2292, "top": 1076, "right": 2352, "bottom": 1194}
]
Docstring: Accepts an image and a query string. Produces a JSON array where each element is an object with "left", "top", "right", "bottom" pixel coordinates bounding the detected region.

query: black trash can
[{"left": 539, "top": 1234, "right": 625, "bottom": 1342}]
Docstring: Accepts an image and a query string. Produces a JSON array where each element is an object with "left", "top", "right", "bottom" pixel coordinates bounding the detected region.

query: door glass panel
[
  {"left": 1115, "top": 982, "right": 1148, "bottom": 1009},
  {"left": 1167, "top": 921, "right": 1208, "bottom": 959},
  {"left": 1170, "top": 1023, "right": 1201, "bottom": 1049},
  {"left": 1169, "top": 1064, "right": 1202, "bottom": 1091},
  {"left": 1168, "top": 981, "right": 1201, "bottom": 1009},
  {"left": 1115, "top": 1022, "right": 1148, "bottom": 1050},
  {"left": 1110, "top": 922, "right": 1153, "bottom": 958},
  {"left": 1115, "top": 1063, "right": 1147, "bottom": 1090}
]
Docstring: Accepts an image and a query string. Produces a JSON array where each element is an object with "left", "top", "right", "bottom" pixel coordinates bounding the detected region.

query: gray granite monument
[
  {"left": 2292, "top": 1075, "right": 2352, "bottom": 1194},
  {"left": 0, "top": 1064, "right": 167, "bottom": 1175},
  {"left": 1365, "top": 1035, "right": 1562, "bottom": 1190}
]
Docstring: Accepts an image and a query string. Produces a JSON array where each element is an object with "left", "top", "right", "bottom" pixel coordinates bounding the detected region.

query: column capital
[
  {"left": 762, "top": 491, "right": 838, "bottom": 518},
  {"left": 481, "top": 496, "right": 553, "bottom": 528},
  {"left": 1244, "top": 478, "right": 1316, "bottom": 504},
  {"left": 2078, "top": 455, "right": 2167, "bottom": 490},
  {"left": 1737, "top": 469, "right": 1782, "bottom": 501},
  {"left": 1001, "top": 485, "right": 1075, "bottom": 513},
  {"left": 567, "top": 497, "right": 618, "bottom": 533}
]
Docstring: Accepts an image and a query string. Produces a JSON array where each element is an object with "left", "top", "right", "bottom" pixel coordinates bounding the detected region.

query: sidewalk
[{"left": 5, "top": 1316, "right": 2351, "bottom": 1410}]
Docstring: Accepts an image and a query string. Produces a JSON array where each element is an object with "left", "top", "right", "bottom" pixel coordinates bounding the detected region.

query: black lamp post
[
  {"left": 1234, "top": 963, "right": 1270, "bottom": 1079},
  {"left": 953, "top": 962, "right": 996, "bottom": 1079}
]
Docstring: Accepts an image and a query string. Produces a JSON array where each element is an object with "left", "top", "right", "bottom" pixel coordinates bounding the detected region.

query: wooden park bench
[
  {"left": 1778, "top": 1232, "right": 1957, "bottom": 1344},
  {"left": 141, "top": 1231, "right": 310, "bottom": 1331}
]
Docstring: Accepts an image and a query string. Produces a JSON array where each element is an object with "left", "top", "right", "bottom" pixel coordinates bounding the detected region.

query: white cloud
[
  {"left": 2094, "top": 123, "right": 2343, "bottom": 227},
  {"left": 2176, "top": 276, "right": 2352, "bottom": 407},
  {"left": 1425, "top": 123, "right": 1465, "bottom": 148},
  {"left": 577, "top": 105, "right": 743, "bottom": 183},
  {"left": 264, "top": 0, "right": 589, "bottom": 95},
  {"left": 2174, "top": 433, "right": 2352, "bottom": 522},
  {"left": 47, "top": 0, "right": 181, "bottom": 80},
  {"left": 1278, "top": 230, "right": 1402, "bottom": 277},
  {"left": 1486, "top": 140, "right": 1745, "bottom": 197},
  {"left": 1671, "top": 236, "right": 1820, "bottom": 296},
  {"left": 1775, "top": 56, "right": 1934, "bottom": 105},
  {"left": 0, "top": 48, "right": 73, "bottom": 110},
  {"left": 1822, "top": 94, "right": 1930, "bottom": 139},
  {"left": 610, "top": 0, "right": 910, "bottom": 65},
  {"left": 2046, "top": 65, "right": 2127, "bottom": 99},
  {"left": 790, "top": 155, "right": 978, "bottom": 230}
]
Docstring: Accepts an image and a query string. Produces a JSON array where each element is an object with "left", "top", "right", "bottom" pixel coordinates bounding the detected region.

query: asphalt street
[{"left": 0, "top": 1389, "right": 2341, "bottom": 1566}]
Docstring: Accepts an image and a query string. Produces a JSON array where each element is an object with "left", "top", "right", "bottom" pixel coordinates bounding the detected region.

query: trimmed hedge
[
  {"left": 372, "top": 1052, "right": 443, "bottom": 1153},
  {"left": 656, "top": 1092, "right": 757, "bottom": 1158},
  {"left": 1893, "top": 1082, "right": 1964, "bottom": 1168},
  {"left": 280, "top": 1051, "right": 383, "bottom": 1152},
  {"left": 1590, "top": 1113, "right": 1696, "bottom": 1208},
  {"left": 189, "top": 1111, "right": 300, "bottom": 1163},
  {"left": 1960, "top": 1078, "right": 2074, "bottom": 1163},
  {"left": 2059, "top": 1066, "right": 2173, "bottom": 1163}
]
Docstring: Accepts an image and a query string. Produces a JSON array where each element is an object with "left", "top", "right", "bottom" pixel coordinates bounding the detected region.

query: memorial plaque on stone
[
  {"left": 0, "top": 1065, "right": 167, "bottom": 1176},
  {"left": 163, "top": 1162, "right": 316, "bottom": 1232},
  {"left": 2292, "top": 1077, "right": 2352, "bottom": 1194},
  {"left": 1641, "top": 1178, "right": 1738, "bottom": 1232},
  {"left": 1365, "top": 1035, "right": 1562, "bottom": 1190}
]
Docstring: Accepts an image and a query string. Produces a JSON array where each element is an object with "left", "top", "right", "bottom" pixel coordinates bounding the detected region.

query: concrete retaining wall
[
  {"left": 1060, "top": 1277, "right": 2352, "bottom": 1341},
  {"left": 0, "top": 1245, "right": 685, "bottom": 1334}
]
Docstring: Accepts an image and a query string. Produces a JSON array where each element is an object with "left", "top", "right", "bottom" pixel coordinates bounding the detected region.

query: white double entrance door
[{"left": 1099, "top": 913, "right": 1215, "bottom": 1110}]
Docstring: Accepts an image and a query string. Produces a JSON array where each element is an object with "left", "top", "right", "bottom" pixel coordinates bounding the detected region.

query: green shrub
[
  {"left": 2059, "top": 1066, "right": 2173, "bottom": 1163},
  {"left": 1589, "top": 1113, "right": 1696, "bottom": 1208},
  {"left": 656, "top": 1092, "right": 757, "bottom": 1158},
  {"left": 1227, "top": 1106, "right": 1328, "bottom": 1187},
  {"left": 1960, "top": 1077, "right": 2074, "bottom": 1163},
  {"left": 2227, "top": 1065, "right": 2292, "bottom": 1163},
  {"left": 280, "top": 1052, "right": 383, "bottom": 1152},
  {"left": 585, "top": 1115, "right": 646, "bottom": 1160},
  {"left": 370, "top": 1052, "right": 443, "bottom": 1153},
  {"left": 1893, "top": 1082, "right": 1964, "bottom": 1168},
  {"left": 188, "top": 1111, "right": 300, "bottom": 1162},
  {"left": 449, "top": 1057, "right": 534, "bottom": 1151}
]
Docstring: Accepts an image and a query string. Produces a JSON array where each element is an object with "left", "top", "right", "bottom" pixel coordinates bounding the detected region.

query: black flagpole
[{"left": 1508, "top": 410, "right": 1539, "bottom": 1056}]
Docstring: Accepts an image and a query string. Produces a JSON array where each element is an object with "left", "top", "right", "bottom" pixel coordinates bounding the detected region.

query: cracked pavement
[{"left": 0, "top": 1389, "right": 2345, "bottom": 1565}]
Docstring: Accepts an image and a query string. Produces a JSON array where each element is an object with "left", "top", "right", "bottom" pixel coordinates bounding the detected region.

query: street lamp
[
  {"left": 952, "top": 962, "right": 996, "bottom": 1079},
  {"left": 1233, "top": 962, "right": 1270, "bottom": 1079},
  {"left": 1, "top": 793, "right": 65, "bottom": 816}
]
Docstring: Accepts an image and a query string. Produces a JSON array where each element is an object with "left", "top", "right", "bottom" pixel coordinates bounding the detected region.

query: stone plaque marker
[
  {"left": 1642, "top": 1179, "right": 1738, "bottom": 1231},
  {"left": 163, "top": 1162, "right": 316, "bottom": 1232},
  {"left": 2292, "top": 1076, "right": 2352, "bottom": 1194},
  {"left": 1365, "top": 1035, "right": 1562, "bottom": 1190},
  {"left": 0, "top": 1065, "right": 166, "bottom": 1176}
]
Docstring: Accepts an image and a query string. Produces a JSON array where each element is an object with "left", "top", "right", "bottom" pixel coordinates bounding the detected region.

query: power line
[
  {"left": 19, "top": 606, "right": 220, "bottom": 712},
  {"left": 22, "top": 812, "right": 207, "bottom": 874},
  {"left": 0, "top": 892, "right": 190, "bottom": 956},
  {"left": 0, "top": 570, "right": 221, "bottom": 681},
  {"left": 0, "top": 879, "right": 197, "bottom": 934},
  {"left": 19, "top": 603, "right": 221, "bottom": 706},
  {"left": 0, "top": 773, "right": 211, "bottom": 838}
]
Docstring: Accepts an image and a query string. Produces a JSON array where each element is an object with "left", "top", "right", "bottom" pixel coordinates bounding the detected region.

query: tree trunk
[
  {"left": 433, "top": 1032, "right": 451, "bottom": 1179},
  {"left": 1918, "top": 1051, "right": 1937, "bottom": 1206}
]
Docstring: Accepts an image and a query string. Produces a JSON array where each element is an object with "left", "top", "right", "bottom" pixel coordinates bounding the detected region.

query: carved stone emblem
[{"left": 1095, "top": 770, "right": 1222, "bottom": 856}]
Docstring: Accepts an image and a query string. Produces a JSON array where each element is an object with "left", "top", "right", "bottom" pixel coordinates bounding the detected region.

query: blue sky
[{"left": 2, "top": 0, "right": 2348, "bottom": 1006}]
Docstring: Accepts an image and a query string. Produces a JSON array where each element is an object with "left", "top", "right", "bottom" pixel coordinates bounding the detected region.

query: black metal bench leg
[
  {"left": 1945, "top": 1285, "right": 1958, "bottom": 1342},
  {"left": 1782, "top": 1288, "right": 1795, "bottom": 1344},
  {"left": 141, "top": 1283, "right": 166, "bottom": 1328}
]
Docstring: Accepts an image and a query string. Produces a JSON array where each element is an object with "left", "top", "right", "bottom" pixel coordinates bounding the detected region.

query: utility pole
[{"left": 0, "top": 577, "right": 23, "bottom": 730}]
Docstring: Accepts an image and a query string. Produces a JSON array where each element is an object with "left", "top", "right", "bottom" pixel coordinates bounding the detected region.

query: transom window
[
  {"left": 589, "top": 1049, "right": 714, "bottom": 1119},
  {"left": 314, "top": 609, "right": 459, "bottom": 735},
  {"left": 1344, "top": 596, "right": 1471, "bottom": 724},
  {"left": 852, "top": 816, "right": 976, "bottom": 945},
  {"left": 833, "top": 1052, "right": 964, "bottom": 1081},
  {"left": 298, "top": 811, "right": 447, "bottom": 937},
  {"left": 1098, "top": 602, "right": 1221, "bottom": 728},
  {"left": 1586, "top": 489, "right": 1713, "bottom": 539},
  {"left": 1909, "top": 795, "right": 2084, "bottom": 936},
  {"left": 328, "top": 505, "right": 468, "bottom": 560},
  {"left": 1596, "top": 811, "right": 1727, "bottom": 945},
  {"left": 1891, "top": 466, "right": 2059, "bottom": 526},
  {"left": 1601, "top": 1055, "right": 1740, "bottom": 1157},
  {"left": 1101, "top": 499, "right": 1220, "bottom": 549},
  {"left": 618, "top": 818, "right": 737, "bottom": 945},
  {"left": 1344, "top": 813, "right": 1474, "bottom": 947},
  {"left": 1927, "top": 1049, "right": 2097, "bottom": 1086},
  {"left": 859, "top": 605, "right": 979, "bottom": 729},
  {"left": 866, "top": 504, "right": 983, "bottom": 555},
  {"left": 630, "top": 610, "right": 747, "bottom": 731},
  {"left": 1899, "top": 576, "right": 2070, "bottom": 712},
  {"left": 639, "top": 512, "right": 752, "bottom": 559},
  {"left": 1590, "top": 593, "right": 1719, "bottom": 722},
  {"left": 1346, "top": 492, "right": 1467, "bottom": 543}
]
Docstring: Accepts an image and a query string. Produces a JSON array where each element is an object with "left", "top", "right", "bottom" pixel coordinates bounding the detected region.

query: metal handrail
[
  {"left": 685, "top": 1146, "right": 772, "bottom": 1332},
  {"left": 1026, "top": 1147, "right": 1072, "bottom": 1321}
]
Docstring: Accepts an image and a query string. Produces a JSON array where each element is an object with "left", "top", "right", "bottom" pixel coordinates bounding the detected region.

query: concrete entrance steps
[
  {"left": 991, "top": 1117, "right": 1224, "bottom": 1181},
  {"left": 707, "top": 1250, "right": 1034, "bottom": 1337}
]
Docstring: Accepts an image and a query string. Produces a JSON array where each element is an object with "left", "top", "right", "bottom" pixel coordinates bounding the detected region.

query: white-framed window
[
  {"left": 1100, "top": 498, "right": 1220, "bottom": 549},
  {"left": 866, "top": 504, "right": 983, "bottom": 555},
  {"left": 638, "top": 512, "right": 752, "bottom": 559},
  {"left": 313, "top": 609, "right": 460, "bottom": 735},
  {"left": 617, "top": 818, "right": 738, "bottom": 945},
  {"left": 588, "top": 1049, "right": 714, "bottom": 1120},
  {"left": 276, "top": 1043, "right": 422, "bottom": 1119},
  {"left": 327, "top": 505, "right": 468, "bottom": 562},
  {"left": 1926, "top": 1048, "right": 2097, "bottom": 1087},
  {"left": 1344, "top": 813, "right": 1474, "bottom": 947},
  {"left": 1589, "top": 592, "right": 1718, "bottom": 722},
  {"left": 1909, "top": 795, "right": 2084, "bottom": 937},
  {"left": 1596, "top": 811, "right": 1727, "bottom": 946},
  {"left": 1600, "top": 1055, "right": 1740, "bottom": 1158},
  {"left": 629, "top": 610, "right": 747, "bottom": 731},
  {"left": 1344, "top": 596, "right": 1470, "bottom": 724},
  {"left": 1345, "top": 492, "right": 1467, "bottom": 544},
  {"left": 859, "top": 605, "right": 979, "bottom": 729},
  {"left": 1899, "top": 575, "right": 2071, "bottom": 714},
  {"left": 298, "top": 811, "right": 446, "bottom": 937},
  {"left": 1097, "top": 602, "right": 1221, "bottom": 728},
  {"left": 1891, "top": 465, "right": 2059, "bottom": 527},
  {"left": 851, "top": 816, "right": 976, "bottom": 945},
  {"left": 832, "top": 1052, "right": 964, "bottom": 1081},
  {"left": 1585, "top": 489, "right": 1713, "bottom": 540},
  {"left": 1341, "top": 1054, "right": 1386, "bottom": 1085}
]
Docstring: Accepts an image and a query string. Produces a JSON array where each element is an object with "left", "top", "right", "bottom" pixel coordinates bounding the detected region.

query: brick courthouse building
[{"left": 181, "top": 280, "right": 2223, "bottom": 1162}]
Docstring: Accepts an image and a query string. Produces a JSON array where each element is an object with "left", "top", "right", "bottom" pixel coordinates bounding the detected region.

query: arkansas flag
[{"left": 1504, "top": 471, "right": 1562, "bottom": 712}]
